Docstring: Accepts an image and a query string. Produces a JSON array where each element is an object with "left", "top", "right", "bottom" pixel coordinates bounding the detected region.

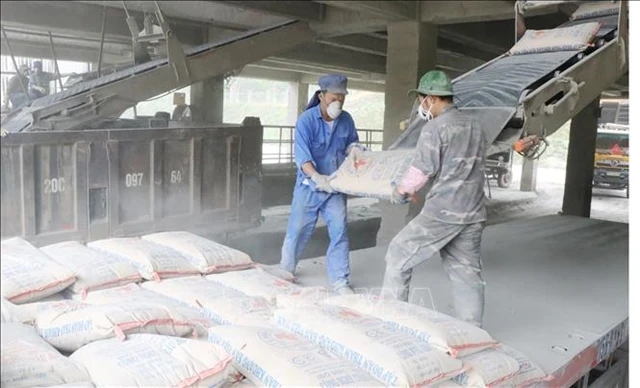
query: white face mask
[
  {"left": 418, "top": 98, "right": 433, "bottom": 121},
  {"left": 327, "top": 101, "right": 343, "bottom": 120}
]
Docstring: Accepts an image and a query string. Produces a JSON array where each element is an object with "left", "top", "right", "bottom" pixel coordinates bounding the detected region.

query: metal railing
[{"left": 262, "top": 125, "right": 384, "bottom": 165}]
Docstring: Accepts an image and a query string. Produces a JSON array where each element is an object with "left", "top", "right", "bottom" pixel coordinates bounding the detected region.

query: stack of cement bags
[{"left": 1, "top": 232, "right": 550, "bottom": 387}]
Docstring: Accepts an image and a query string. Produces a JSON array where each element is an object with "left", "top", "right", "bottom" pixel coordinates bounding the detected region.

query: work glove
[
  {"left": 390, "top": 187, "right": 410, "bottom": 205},
  {"left": 346, "top": 142, "right": 368, "bottom": 156},
  {"left": 311, "top": 173, "right": 335, "bottom": 193}
]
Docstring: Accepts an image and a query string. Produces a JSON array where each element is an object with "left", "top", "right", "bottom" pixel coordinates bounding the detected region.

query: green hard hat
[{"left": 408, "top": 70, "right": 454, "bottom": 97}]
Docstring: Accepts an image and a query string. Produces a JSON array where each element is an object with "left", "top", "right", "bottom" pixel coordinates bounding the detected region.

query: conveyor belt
[
  {"left": 391, "top": 1, "right": 625, "bottom": 156},
  {"left": 453, "top": 51, "right": 580, "bottom": 108},
  {"left": 24, "top": 20, "right": 299, "bottom": 110},
  {"left": 297, "top": 215, "right": 629, "bottom": 387}
]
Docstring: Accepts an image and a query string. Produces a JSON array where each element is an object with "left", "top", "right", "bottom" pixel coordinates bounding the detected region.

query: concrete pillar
[
  {"left": 520, "top": 159, "right": 538, "bottom": 192},
  {"left": 298, "top": 82, "right": 310, "bottom": 114},
  {"left": 561, "top": 98, "right": 600, "bottom": 217},
  {"left": 190, "top": 76, "right": 224, "bottom": 124},
  {"left": 382, "top": 21, "right": 438, "bottom": 149},
  {"left": 377, "top": 20, "right": 438, "bottom": 246},
  {"left": 286, "top": 81, "right": 309, "bottom": 125}
]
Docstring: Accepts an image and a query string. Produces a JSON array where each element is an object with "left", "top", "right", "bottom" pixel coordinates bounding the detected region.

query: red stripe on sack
[{"left": 8, "top": 275, "right": 76, "bottom": 302}]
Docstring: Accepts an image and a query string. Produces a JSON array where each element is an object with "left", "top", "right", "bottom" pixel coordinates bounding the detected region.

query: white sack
[
  {"left": 1, "top": 323, "right": 90, "bottom": 388},
  {"left": 14, "top": 300, "right": 86, "bottom": 326},
  {"left": 70, "top": 334, "right": 234, "bottom": 387},
  {"left": 509, "top": 22, "right": 601, "bottom": 55},
  {"left": 329, "top": 149, "right": 414, "bottom": 200},
  {"left": 495, "top": 344, "right": 550, "bottom": 387},
  {"left": 142, "top": 276, "right": 273, "bottom": 326},
  {"left": 274, "top": 304, "right": 464, "bottom": 386},
  {"left": 41, "top": 241, "right": 141, "bottom": 298},
  {"left": 80, "top": 283, "right": 215, "bottom": 337},
  {"left": 87, "top": 237, "right": 200, "bottom": 280},
  {"left": 142, "top": 231, "right": 255, "bottom": 273},
  {"left": 571, "top": 2, "right": 619, "bottom": 21},
  {"left": 451, "top": 347, "right": 522, "bottom": 387},
  {"left": 325, "top": 294, "right": 498, "bottom": 357},
  {"left": 35, "top": 302, "right": 195, "bottom": 352},
  {"left": 208, "top": 325, "right": 383, "bottom": 387},
  {"left": 275, "top": 286, "right": 337, "bottom": 309},
  {"left": 206, "top": 268, "right": 302, "bottom": 304},
  {"left": 1, "top": 237, "right": 76, "bottom": 304}
]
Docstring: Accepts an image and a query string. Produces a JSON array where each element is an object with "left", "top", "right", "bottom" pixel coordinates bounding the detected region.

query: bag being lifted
[
  {"left": 328, "top": 149, "right": 414, "bottom": 200},
  {"left": 35, "top": 302, "right": 196, "bottom": 352},
  {"left": 41, "top": 241, "right": 141, "bottom": 299},
  {"left": 142, "top": 276, "right": 273, "bottom": 326},
  {"left": 87, "top": 237, "right": 200, "bottom": 280},
  {"left": 508, "top": 22, "right": 601, "bottom": 55},
  {"left": 142, "top": 231, "right": 255, "bottom": 274},
  {"left": 274, "top": 304, "right": 464, "bottom": 387},
  {"left": 208, "top": 325, "right": 383, "bottom": 387},
  {"left": 80, "top": 283, "right": 216, "bottom": 338},
  {"left": 1, "top": 237, "right": 76, "bottom": 304},
  {"left": 206, "top": 268, "right": 301, "bottom": 305},
  {"left": 70, "top": 334, "right": 234, "bottom": 388},
  {"left": 1, "top": 323, "right": 91, "bottom": 388},
  {"left": 324, "top": 294, "right": 497, "bottom": 357}
]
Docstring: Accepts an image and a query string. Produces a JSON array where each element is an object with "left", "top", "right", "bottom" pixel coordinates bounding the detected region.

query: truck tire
[{"left": 498, "top": 172, "right": 512, "bottom": 188}]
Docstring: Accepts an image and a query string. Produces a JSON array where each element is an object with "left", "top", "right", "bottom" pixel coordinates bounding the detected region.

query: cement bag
[
  {"left": 208, "top": 325, "right": 383, "bottom": 387},
  {"left": 79, "top": 283, "right": 215, "bottom": 337},
  {"left": 87, "top": 237, "right": 200, "bottom": 280},
  {"left": 41, "top": 241, "right": 141, "bottom": 299},
  {"left": 451, "top": 347, "right": 521, "bottom": 387},
  {"left": 275, "top": 286, "right": 337, "bottom": 309},
  {"left": 70, "top": 334, "right": 234, "bottom": 387},
  {"left": 325, "top": 294, "right": 497, "bottom": 357},
  {"left": 274, "top": 304, "right": 464, "bottom": 386},
  {"left": 142, "top": 231, "right": 255, "bottom": 273},
  {"left": 1, "top": 297, "right": 33, "bottom": 324},
  {"left": 1, "top": 323, "right": 90, "bottom": 388},
  {"left": 35, "top": 302, "right": 196, "bottom": 352},
  {"left": 14, "top": 300, "right": 86, "bottom": 326},
  {"left": 206, "top": 268, "right": 302, "bottom": 304},
  {"left": 142, "top": 276, "right": 273, "bottom": 326},
  {"left": 329, "top": 149, "right": 414, "bottom": 200},
  {"left": 495, "top": 344, "right": 550, "bottom": 387},
  {"left": 509, "top": 22, "right": 601, "bottom": 55},
  {"left": 571, "top": 1, "right": 619, "bottom": 21},
  {"left": 1, "top": 237, "right": 76, "bottom": 304}
]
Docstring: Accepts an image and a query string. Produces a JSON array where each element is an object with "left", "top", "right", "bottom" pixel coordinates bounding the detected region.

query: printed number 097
[{"left": 125, "top": 173, "right": 144, "bottom": 187}]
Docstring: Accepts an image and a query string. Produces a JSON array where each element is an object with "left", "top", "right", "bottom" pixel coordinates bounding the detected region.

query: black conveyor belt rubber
[
  {"left": 9, "top": 21, "right": 299, "bottom": 111},
  {"left": 453, "top": 51, "right": 580, "bottom": 108}
]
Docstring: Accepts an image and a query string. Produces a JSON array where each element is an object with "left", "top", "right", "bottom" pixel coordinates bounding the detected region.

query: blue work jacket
[{"left": 294, "top": 104, "right": 359, "bottom": 187}]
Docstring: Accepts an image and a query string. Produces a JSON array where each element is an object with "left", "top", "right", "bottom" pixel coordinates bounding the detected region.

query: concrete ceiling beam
[
  {"left": 219, "top": 1, "right": 325, "bottom": 22},
  {"left": 420, "top": 1, "right": 516, "bottom": 24},
  {"left": 315, "top": 1, "right": 415, "bottom": 20},
  {"left": 71, "top": 0, "right": 288, "bottom": 30},
  {"left": 310, "top": 7, "right": 389, "bottom": 37}
]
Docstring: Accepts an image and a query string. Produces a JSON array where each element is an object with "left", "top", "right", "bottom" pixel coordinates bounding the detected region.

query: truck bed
[{"left": 295, "top": 215, "right": 628, "bottom": 387}]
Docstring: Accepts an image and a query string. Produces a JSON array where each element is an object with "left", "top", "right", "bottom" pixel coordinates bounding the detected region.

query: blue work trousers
[{"left": 280, "top": 184, "right": 350, "bottom": 290}]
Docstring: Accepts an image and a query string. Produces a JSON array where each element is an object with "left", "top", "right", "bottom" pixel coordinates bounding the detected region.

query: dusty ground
[
  {"left": 221, "top": 166, "right": 628, "bottom": 265},
  {"left": 508, "top": 163, "right": 629, "bottom": 224}
]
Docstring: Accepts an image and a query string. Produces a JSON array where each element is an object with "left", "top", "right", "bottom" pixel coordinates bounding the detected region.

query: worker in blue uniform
[{"left": 270, "top": 74, "right": 365, "bottom": 295}]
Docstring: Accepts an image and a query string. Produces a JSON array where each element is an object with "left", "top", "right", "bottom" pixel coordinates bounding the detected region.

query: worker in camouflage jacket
[{"left": 383, "top": 70, "right": 488, "bottom": 327}]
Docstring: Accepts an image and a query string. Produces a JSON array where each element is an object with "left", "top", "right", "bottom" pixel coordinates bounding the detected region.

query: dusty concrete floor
[{"left": 220, "top": 166, "right": 628, "bottom": 265}]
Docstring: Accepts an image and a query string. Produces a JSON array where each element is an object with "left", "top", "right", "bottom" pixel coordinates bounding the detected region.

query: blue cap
[{"left": 318, "top": 74, "right": 349, "bottom": 95}]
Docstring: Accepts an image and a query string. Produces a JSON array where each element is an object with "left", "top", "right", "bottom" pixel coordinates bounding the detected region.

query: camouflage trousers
[{"left": 382, "top": 215, "right": 486, "bottom": 327}]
